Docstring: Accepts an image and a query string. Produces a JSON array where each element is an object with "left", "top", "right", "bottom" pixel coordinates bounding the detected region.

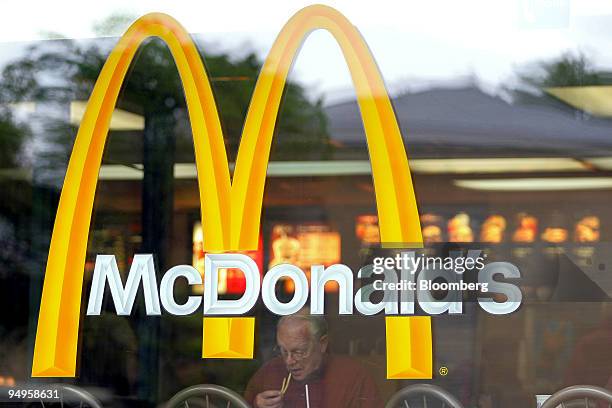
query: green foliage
[
  {"left": 518, "top": 51, "right": 607, "bottom": 89},
  {"left": 0, "top": 109, "right": 28, "bottom": 168},
  {"left": 509, "top": 51, "right": 612, "bottom": 107},
  {"left": 0, "top": 30, "right": 332, "bottom": 163}
]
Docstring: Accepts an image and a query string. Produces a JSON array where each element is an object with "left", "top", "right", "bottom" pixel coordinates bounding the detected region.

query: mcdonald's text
[{"left": 86, "top": 253, "right": 522, "bottom": 317}]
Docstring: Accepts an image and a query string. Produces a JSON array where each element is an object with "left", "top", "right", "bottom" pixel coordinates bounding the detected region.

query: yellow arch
[
  {"left": 233, "top": 5, "right": 422, "bottom": 248},
  {"left": 32, "top": 13, "right": 231, "bottom": 377},
  {"left": 32, "top": 6, "right": 423, "bottom": 378}
]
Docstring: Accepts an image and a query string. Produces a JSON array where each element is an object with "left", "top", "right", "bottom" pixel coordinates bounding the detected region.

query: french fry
[{"left": 280, "top": 373, "right": 292, "bottom": 395}]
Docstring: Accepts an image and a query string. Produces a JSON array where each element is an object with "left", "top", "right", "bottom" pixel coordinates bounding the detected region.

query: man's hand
[{"left": 254, "top": 390, "right": 283, "bottom": 408}]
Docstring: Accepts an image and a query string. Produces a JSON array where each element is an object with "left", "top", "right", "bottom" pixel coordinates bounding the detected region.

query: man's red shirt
[{"left": 244, "top": 354, "right": 383, "bottom": 408}]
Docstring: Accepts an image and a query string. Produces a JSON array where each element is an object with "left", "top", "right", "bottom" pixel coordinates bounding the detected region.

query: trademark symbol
[{"left": 439, "top": 366, "right": 448, "bottom": 376}]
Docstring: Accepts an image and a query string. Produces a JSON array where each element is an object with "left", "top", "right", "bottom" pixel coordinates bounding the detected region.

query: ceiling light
[
  {"left": 411, "top": 158, "right": 586, "bottom": 174},
  {"left": 454, "top": 177, "right": 612, "bottom": 191}
]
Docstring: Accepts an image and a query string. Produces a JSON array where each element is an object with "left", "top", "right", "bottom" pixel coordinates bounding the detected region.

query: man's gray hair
[{"left": 277, "top": 311, "right": 328, "bottom": 341}]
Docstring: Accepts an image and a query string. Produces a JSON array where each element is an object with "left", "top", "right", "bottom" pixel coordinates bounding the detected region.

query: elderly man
[{"left": 244, "top": 313, "right": 383, "bottom": 408}]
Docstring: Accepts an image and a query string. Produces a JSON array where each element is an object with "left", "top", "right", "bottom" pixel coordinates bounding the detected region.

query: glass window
[{"left": 1, "top": 3, "right": 612, "bottom": 407}]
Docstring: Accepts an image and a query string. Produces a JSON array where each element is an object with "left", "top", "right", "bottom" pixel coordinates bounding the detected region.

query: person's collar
[{"left": 298, "top": 353, "right": 330, "bottom": 383}]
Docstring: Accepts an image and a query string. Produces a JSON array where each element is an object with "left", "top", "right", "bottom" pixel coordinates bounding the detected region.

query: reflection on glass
[{"left": 1, "top": 4, "right": 612, "bottom": 407}]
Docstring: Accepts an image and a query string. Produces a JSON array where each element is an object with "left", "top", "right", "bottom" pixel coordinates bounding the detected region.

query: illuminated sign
[
  {"left": 33, "top": 4, "right": 428, "bottom": 379},
  {"left": 193, "top": 222, "right": 264, "bottom": 295}
]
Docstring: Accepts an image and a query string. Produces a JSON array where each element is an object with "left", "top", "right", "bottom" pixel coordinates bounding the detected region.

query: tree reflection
[
  {"left": 509, "top": 51, "right": 612, "bottom": 108},
  {"left": 0, "top": 56, "right": 33, "bottom": 396}
]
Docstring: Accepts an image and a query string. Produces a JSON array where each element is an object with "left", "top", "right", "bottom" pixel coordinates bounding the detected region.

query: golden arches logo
[{"left": 32, "top": 5, "right": 432, "bottom": 379}]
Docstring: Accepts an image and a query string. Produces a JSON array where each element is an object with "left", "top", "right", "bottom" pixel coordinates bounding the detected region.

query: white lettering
[
  {"left": 87, "top": 254, "right": 161, "bottom": 316},
  {"left": 203, "top": 253, "right": 260, "bottom": 315}
]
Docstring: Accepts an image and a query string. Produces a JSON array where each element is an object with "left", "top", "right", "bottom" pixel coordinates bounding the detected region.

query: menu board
[
  {"left": 512, "top": 213, "right": 538, "bottom": 243},
  {"left": 447, "top": 212, "right": 474, "bottom": 242},
  {"left": 269, "top": 223, "right": 341, "bottom": 293},
  {"left": 355, "top": 211, "right": 602, "bottom": 245},
  {"left": 355, "top": 213, "right": 447, "bottom": 244},
  {"left": 192, "top": 221, "right": 263, "bottom": 295},
  {"left": 480, "top": 215, "right": 507, "bottom": 243},
  {"left": 541, "top": 227, "right": 568, "bottom": 243},
  {"left": 421, "top": 213, "right": 445, "bottom": 243},
  {"left": 574, "top": 216, "right": 600, "bottom": 243},
  {"left": 355, "top": 215, "right": 380, "bottom": 245}
]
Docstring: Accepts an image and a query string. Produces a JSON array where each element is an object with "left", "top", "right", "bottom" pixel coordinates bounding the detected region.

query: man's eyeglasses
[{"left": 273, "top": 344, "right": 312, "bottom": 362}]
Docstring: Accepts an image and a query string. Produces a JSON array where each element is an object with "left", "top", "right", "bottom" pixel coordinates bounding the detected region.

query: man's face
[{"left": 276, "top": 319, "right": 328, "bottom": 381}]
